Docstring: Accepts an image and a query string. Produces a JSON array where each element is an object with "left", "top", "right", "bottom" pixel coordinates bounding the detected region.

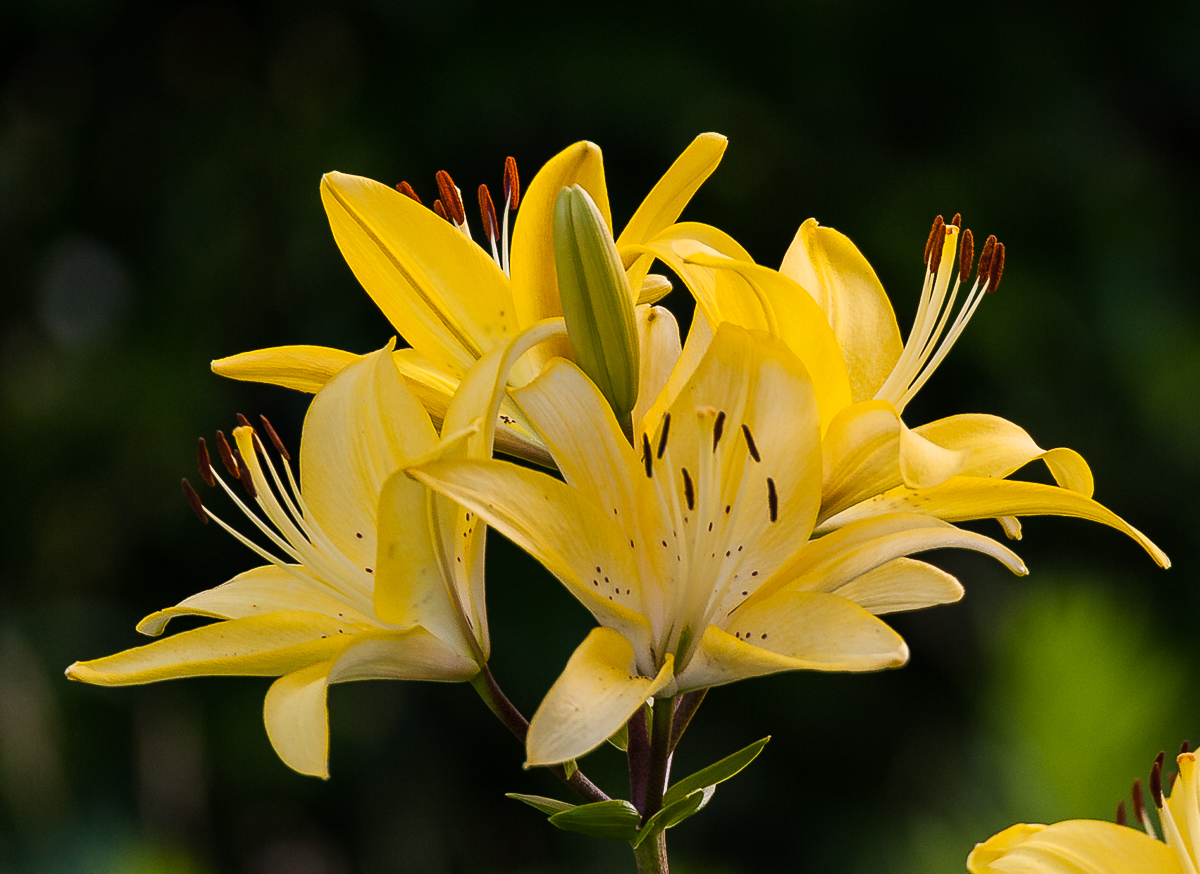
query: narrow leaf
[
  {"left": 607, "top": 721, "right": 630, "bottom": 751},
  {"left": 506, "top": 793, "right": 576, "bottom": 815},
  {"left": 549, "top": 799, "right": 641, "bottom": 841},
  {"left": 662, "top": 736, "right": 770, "bottom": 807},
  {"left": 631, "top": 786, "right": 715, "bottom": 848}
]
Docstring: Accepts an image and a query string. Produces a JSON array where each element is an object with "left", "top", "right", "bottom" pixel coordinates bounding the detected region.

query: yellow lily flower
[
  {"left": 210, "top": 134, "right": 727, "bottom": 463},
  {"left": 66, "top": 322, "right": 560, "bottom": 778},
  {"left": 969, "top": 746, "right": 1197, "bottom": 874},
  {"left": 409, "top": 322, "right": 1028, "bottom": 766},
  {"left": 629, "top": 214, "right": 1168, "bottom": 568}
]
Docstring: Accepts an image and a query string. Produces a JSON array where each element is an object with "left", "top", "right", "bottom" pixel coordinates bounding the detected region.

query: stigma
[{"left": 874, "top": 214, "right": 1006, "bottom": 413}]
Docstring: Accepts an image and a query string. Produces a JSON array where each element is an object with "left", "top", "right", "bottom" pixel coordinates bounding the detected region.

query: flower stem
[
  {"left": 633, "top": 831, "right": 669, "bottom": 874},
  {"left": 470, "top": 665, "right": 609, "bottom": 803},
  {"left": 642, "top": 695, "right": 675, "bottom": 821}
]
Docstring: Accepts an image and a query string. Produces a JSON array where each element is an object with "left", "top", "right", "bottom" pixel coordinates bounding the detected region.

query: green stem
[
  {"left": 642, "top": 695, "right": 675, "bottom": 821},
  {"left": 471, "top": 665, "right": 609, "bottom": 803},
  {"left": 633, "top": 831, "right": 669, "bottom": 874}
]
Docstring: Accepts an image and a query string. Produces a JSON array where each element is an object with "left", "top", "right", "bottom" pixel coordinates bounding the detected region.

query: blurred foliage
[{"left": 1, "top": 0, "right": 1197, "bottom": 872}]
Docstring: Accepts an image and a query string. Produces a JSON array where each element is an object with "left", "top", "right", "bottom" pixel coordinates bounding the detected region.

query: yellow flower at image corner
[
  {"left": 408, "top": 321, "right": 1032, "bottom": 767},
  {"left": 969, "top": 745, "right": 1198, "bottom": 874},
  {"left": 628, "top": 208, "right": 1168, "bottom": 568},
  {"left": 66, "top": 320, "right": 562, "bottom": 778},
  {"left": 210, "top": 133, "right": 727, "bottom": 465}
]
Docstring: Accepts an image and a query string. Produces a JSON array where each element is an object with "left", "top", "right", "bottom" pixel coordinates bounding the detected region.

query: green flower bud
[{"left": 553, "top": 184, "right": 640, "bottom": 423}]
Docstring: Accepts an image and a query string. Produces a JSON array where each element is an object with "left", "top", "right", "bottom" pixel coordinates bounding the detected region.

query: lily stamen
[
  {"left": 478, "top": 184, "right": 501, "bottom": 265},
  {"left": 395, "top": 181, "right": 422, "bottom": 204},
  {"left": 435, "top": 169, "right": 471, "bottom": 239},
  {"left": 876, "top": 216, "right": 1007, "bottom": 413},
  {"left": 502, "top": 155, "right": 519, "bottom": 276}
]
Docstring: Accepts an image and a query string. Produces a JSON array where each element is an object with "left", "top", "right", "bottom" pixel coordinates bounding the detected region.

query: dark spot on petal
[{"left": 356, "top": 532, "right": 363, "bottom": 539}]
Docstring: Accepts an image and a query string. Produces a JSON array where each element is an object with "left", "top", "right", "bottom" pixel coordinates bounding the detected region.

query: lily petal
[
  {"left": 616, "top": 133, "right": 727, "bottom": 258},
  {"left": 819, "top": 478, "right": 1170, "bottom": 568},
  {"left": 65, "top": 611, "right": 359, "bottom": 684},
  {"left": 746, "top": 513, "right": 1026, "bottom": 613},
  {"left": 407, "top": 457, "right": 650, "bottom": 651},
  {"left": 632, "top": 305, "right": 683, "bottom": 432},
  {"left": 686, "top": 254, "right": 854, "bottom": 434},
  {"left": 510, "top": 141, "right": 610, "bottom": 368},
  {"left": 915, "top": 413, "right": 1094, "bottom": 497},
  {"left": 526, "top": 627, "right": 674, "bottom": 766},
  {"left": 831, "top": 558, "right": 963, "bottom": 615},
  {"left": 264, "top": 628, "right": 480, "bottom": 778},
  {"left": 320, "top": 172, "right": 517, "bottom": 377},
  {"left": 211, "top": 345, "right": 360, "bottom": 393},
  {"left": 631, "top": 222, "right": 754, "bottom": 326},
  {"left": 967, "top": 820, "right": 1181, "bottom": 873},
  {"left": 299, "top": 342, "right": 438, "bottom": 572},
  {"left": 678, "top": 592, "right": 908, "bottom": 690},
  {"left": 779, "top": 218, "right": 904, "bottom": 402},
  {"left": 136, "top": 565, "right": 375, "bottom": 636}
]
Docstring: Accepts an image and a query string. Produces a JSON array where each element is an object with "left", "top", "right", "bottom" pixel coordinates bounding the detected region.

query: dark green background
[{"left": 2, "top": 1, "right": 1197, "bottom": 871}]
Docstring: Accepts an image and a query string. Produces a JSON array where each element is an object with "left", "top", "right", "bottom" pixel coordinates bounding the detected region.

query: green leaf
[
  {"left": 630, "top": 786, "right": 714, "bottom": 848},
  {"left": 506, "top": 793, "right": 576, "bottom": 815},
  {"left": 548, "top": 799, "right": 641, "bottom": 841},
  {"left": 607, "top": 721, "right": 630, "bottom": 751},
  {"left": 662, "top": 736, "right": 770, "bottom": 807},
  {"left": 562, "top": 758, "right": 579, "bottom": 780}
]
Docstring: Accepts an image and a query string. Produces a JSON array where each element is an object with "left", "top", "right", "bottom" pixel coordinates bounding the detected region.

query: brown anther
[
  {"left": 1169, "top": 771, "right": 1178, "bottom": 792},
  {"left": 395, "top": 181, "right": 423, "bottom": 204},
  {"left": 197, "top": 438, "right": 216, "bottom": 487},
  {"left": 182, "top": 478, "right": 208, "bottom": 524},
  {"left": 951, "top": 213, "right": 962, "bottom": 227},
  {"left": 435, "top": 170, "right": 466, "bottom": 225},
  {"left": 215, "top": 430, "right": 239, "bottom": 479},
  {"left": 236, "top": 413, "right": 252, "bottom": 429},
  {"left": 929, "top": 220, "right": 948, "bottom": 269},
  {"left": 959, "top": 229, "right": 975, "bottom": 283},
  {"left": 232, "top": 445, "right": 258, "bottom": 499},
  {"left": 713, "top": 410, "right": 727, "bottom": 451},
  {"left": 656, "top": 413, "right": 671, "bottom": 460},
  {"left": 503, "top": 156, "right": 520, "bottom": 209},
  {"left": 1116, "top": 800, "right": 1127, "bottom": 827},
  {"left": 433, "top": 199, "right": 449, "bottom": 222},
  {"left": 1132, "top": 778, "right": 1147, "bottom": 823},
  {"left": 977, "top": 234, "right": 997, "bottom": 278},
  {"left": 1182, "top": 741, "right": 1192, "bottom": 755},
  {"left": 767, "top": 477, "right": 778, "bottom": 522},
  {"left": 478, "top": 184, "right": 499, "bottom": 243},
  {"left": 924, "top": 215, "right": 945, "bottom": 266},
  {"left": 642, "top": 434, "right": 653, "bottom": 478},
  {"left": 742, "top": 424, "right": 761, "bottom": 462},
  {"left": 259, "top": 415, "right": 290, "bottom": 461},
  {"left": 1150, "top": 756, "right": 1164, "bottom": 808},
  {"left": 987, "top": 241, "right": 1005, "bottom": 293},
  {"left": 681, "top": 468, "right": 695, "bottom": 511}
]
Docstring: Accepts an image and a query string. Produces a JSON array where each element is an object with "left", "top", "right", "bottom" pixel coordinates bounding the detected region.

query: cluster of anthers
[
  {"left": 180, "top": 416, "right": 376, "bottom": 613},
  {"left": 1116, "top": 741, "right": 1199, "bottom": 870},
  {"left": 395, "top": 158, "right": 522, "bottom": 278},
  {"left": 875, "top": 213, "right": 1006, "bottom": 413}
]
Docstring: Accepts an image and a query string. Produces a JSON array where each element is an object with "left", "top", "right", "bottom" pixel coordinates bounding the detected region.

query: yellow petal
[
  {"left": 678, "top": 592, "right": 908, "bottom": 690},
  {"left": 211, "top": 345, "right": 360, "bottom": 393},
  {"left": 749, "top": 513, "right": 1025, "bottom": 612},
  {"left": 321, "top": 171, "right": 517, "bottom": 377},
  {"left": 638, "top": 306, "right": 713, "bottom": 438},
  {"left": 510, "top": 142, "right": 610, "bottom": 368},
  {"left": 1168, "top": 752, "right": 1197, "bottom": 863},
  {"left": 632, "top": 305, "right": 683, "bottom": 431},
  {"left": 915, "top": 413, "right": 1095, "bottom": 496},
  {"left": 526, "top": 628, "right": 673, "bottom": 766},
  {"left": 136, "top": 565, "right": 375, "bottom": 636},
  {"left": 630, "top": 222, "right": 754, "bottom": 327},
  {"left": 686, "top": 254, "right": 854, "bottom": 434},
  {"left": 821, "top": 400, "right": 906, "bottom": 521},
  {"left": 831, "top": 558, "right": 963, "bottom": 615},
  {"left": 820, "top": 477, "right": 1170, "bottom": 568},
  {"left": 263, "top": 629, "right": 480, "bottom": 779},
  {"left": 967, "top": 820, "right": 1182, "bottom": 873},
  {"left": 779, "top": 219, "right": 903, "bottom": 401},
  {"left": 616, "top": 132, "right": 727, "bottom": 258},
  {"left": 65, "top": 611, "right": 358, "bottom": 685},
  {"left": 635, "top": 273, "right": 673, "bottom": 305},
  {"left": 408, "top": 456, "right": 651, "bottom": 655},
  {"left": 264, "top": 660, "right": 335, "bottom": 778},
  {"left": 300, "top": 342, "right": 438, "bottom": 571}
]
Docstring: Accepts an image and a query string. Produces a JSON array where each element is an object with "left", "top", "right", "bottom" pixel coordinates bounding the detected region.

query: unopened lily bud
[{"left": 553, "top": 184, "right": 640, "bottom": 423}]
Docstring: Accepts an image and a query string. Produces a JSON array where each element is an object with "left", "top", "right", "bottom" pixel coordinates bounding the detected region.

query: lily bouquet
[{"left": 68, "top": 134, "right": 1171, "bottom": 873}]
